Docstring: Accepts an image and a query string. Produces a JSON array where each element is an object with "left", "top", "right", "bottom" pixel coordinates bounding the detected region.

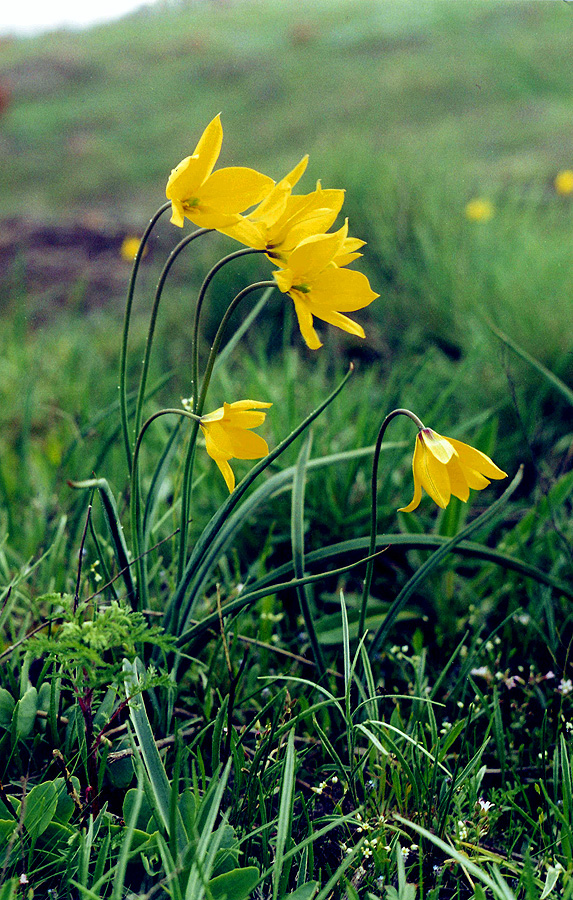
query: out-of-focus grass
[{"left": 1, "top": 0, "right": 573, "bottom": 215}]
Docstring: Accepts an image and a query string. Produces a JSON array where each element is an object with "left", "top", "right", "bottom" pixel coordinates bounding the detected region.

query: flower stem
[
  {"left": 131, "top": 408, "right": 201, "bottom": 610},
  {"left": 177, "top": 280, "right": 277, "bottom": 583},
  {"left": 358, "top": 408, "right": 424, "bottom": 642},
  {"left": 119, "top": 201, "right": 170, "bottom": 476},
  {"left": 133, "top": 228, "right": 211, "bottom": 455},
  {"left": 191, "top": 247, "right": 266, "bottom": 414}
]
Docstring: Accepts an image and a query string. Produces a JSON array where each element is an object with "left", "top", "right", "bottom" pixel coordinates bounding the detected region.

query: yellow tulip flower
[
  {"left": 200, "top": 400, "right": 272, "bottom": 492},
  {"left": 399, "top": 428, "right": 507, "bottom": 512},
  {"left": 272, "top": 221, "right": 378, "bottom": 349},
  {"left": 166, "top": 114, "right": 274, "bottom": 229},
  {"left": 220, "top": 156, "right": 351, "bottom": 264}
]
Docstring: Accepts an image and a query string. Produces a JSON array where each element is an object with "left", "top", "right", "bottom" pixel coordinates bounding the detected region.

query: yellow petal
[
  {"left": 201, "top": 421, "right": 234, "bottom": 459},
  {"left": 273, "top": 267, "right": 294, "bottom": 294},
  {"left": 398, "top": 436, "right": 424, "bottom": 512},
  {"left": 422, "top": 430, "right": 456, "bottom": 465},
  {"left": 166, "top": 155, "right": 202, "bottom": 201},
  {"left": 218, "top": 216, "right": 268, "bottom": 249},
  {"left": 291, "top": 294, "right": 322, "bottom": 349},
  {"left": 458, "top": 466, "right": 491, "bottom": 491},
  {"left": 169, "top": 198, "right": 186, "bottom": 228},
  {"left": 445, "top": 455, "right": 470, "bottom": 502},
  {"left": 333, "top": 251, "right": 363, "bottom": 267},
  {"left": 308, "top": 267, "right": 379, "bottom": 312},
  {"left": 419, "top": 437, "right": 451, "bottom": 508},
  {"left": 311, "top": 308, "right": 365, "bottom": 339},
  {"left": 225, "top": 400, "right": 273, "bottom": 411},
  {"left": 224, "top": 409, "right": 268, "bottom": 429},
  {"left": 446, "top": 438, "right": 507, "bottom": 480},
  {"left": 283, "top": 155, "right": 309, "bottom": 189},
  {"left": 286, "top": 226, "right": 347, "bottom": 279},
  {"left": 283, "top": 207, "right": 342, "bottom": 252},
  {"left": 216, "top": 457, "right": 236, "bottom": 492},
  {"left": 190, "top": 113, "right": 223, "bottom": 184},
  {"left": 200, "top": 406, "right": 225, "bottom": 424},
  {"left": 200, "top": 167, "right": 274, "bottom": 215},
  {"left": 183, "top": 205, "right": 242, "bottom": 230},
  {"left": 224, "top": 428, "right": 269, "bottom": 460},
  {"left": 248, "top": 181, "right": 292, "bottom": 229}
]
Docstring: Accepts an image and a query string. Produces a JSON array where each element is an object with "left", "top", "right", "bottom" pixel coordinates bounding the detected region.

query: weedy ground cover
[{"left": 1, "top": 2, "right": 573, "bottom": 898}]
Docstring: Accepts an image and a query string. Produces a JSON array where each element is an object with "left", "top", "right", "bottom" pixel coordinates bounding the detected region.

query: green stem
[
  {"left": 131, "top": 408, "right": 201, "bottom": 609},
  {"left": 119, "top": 201, "right": 171, "bottom": 476},
  {"left": 133, "top": 227, "right": 210, "bottom": 449},
  {"left": 191, "top": 247, "right": 266, "bottom": 413},
  {"left": 177, "top": 280, "right": 277, "bottom": 582},
  {"left": 358, "top": 408, "right": 424, "bottom": 642}
]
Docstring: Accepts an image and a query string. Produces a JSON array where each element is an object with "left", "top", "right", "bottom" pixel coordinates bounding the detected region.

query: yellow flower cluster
[
  {"left": 167, "top": 115, "right": 379, "bottom": 490},
  {"left": 167, "top": 117, "right": 506, "bottom": 509},
  {"left": 166, "top": 114, "right": 379, "bottom": 351}
]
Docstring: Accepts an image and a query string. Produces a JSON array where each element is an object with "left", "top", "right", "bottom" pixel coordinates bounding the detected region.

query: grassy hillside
[{"left": 1, "top": 0, "right": 573, "bottom": 216}]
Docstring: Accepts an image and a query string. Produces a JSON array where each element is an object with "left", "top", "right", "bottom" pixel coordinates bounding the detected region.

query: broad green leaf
[
  {"left": 0, "top": 688, "right": 15, "bottom": 730},
  {"left": 13, "top": 686, "right": 38, "bottom": 741},
  {"left": 208, "top": 866, "right": 260, "bottom": 900},
  {"left": 23, "top": 781, "right": 58, "bottom": 842}
]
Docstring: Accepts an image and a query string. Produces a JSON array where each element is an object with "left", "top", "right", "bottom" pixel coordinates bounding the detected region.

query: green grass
[{"left": 1, "top": 1, "right": 573, "bottom": 897}]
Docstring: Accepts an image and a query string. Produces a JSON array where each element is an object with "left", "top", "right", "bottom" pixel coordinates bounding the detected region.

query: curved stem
[
  {"left": 191, "top": 247, "right": 266, "bottom": 413},
  {"left": 131, "top": 408, "right": 201, "bottom": 610},
  {"left": 177, "top": 280, "right": 277, "bottom": 582},
  {"left": 119, "top": 201, "right": 171, "bottom": 476},
  {"left": 133, "top": 227, "right": 211, "bottom": 449},
  {"left": 358, "top": 408, "right": 424, "bottom": 641}
]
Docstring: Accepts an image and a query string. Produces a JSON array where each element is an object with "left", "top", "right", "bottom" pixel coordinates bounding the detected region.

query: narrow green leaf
[
  {"left": 488, "top": 320, "right": 573, "bottom": 406},
  {"left": 22, "top": 781, "right": 58, "bottom": 842},
  {"left": 184, "top": 760, "right": 232, "bottom": 900},
  {"left": 123, "top": 658, "right": 186, "bottom": 854},
  {"left": 273, "top": 730, "right": 297, "bottom": 900},
  {"left": 69, "top": 478, "right": 136, "bottom": 605},
  {"left": 111, "top": 766, "right": 144, "bottom": 900}
]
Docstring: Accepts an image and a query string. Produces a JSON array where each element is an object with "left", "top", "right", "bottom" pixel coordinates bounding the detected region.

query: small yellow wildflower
[
  {"left": 272, "top": 221, "right": 378, "bottom": 349},
  {"left": 166, "top": 114, "right": 274, "bottom": 229},
  {"left": 465, "top": 198, "right": 494, "bottom": 223},
  {"left": 399, "top": 428, "right": 507, "bottom": 512},
  {"left": 200, "top": 400, "right": 272, "bottom": 492},
  {"left": 120, "top": 235, "right": 145, "bottom": 262},
  {"left": 554, "top": 170, "right": 573, "bottom": 196}
]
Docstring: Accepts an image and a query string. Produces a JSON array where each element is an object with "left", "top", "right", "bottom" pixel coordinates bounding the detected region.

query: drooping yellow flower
[
  {"left": 465, "top": 198, "right": 494, "bottom": 222},
  {"left": 555, "top": 170, "right": 573, "bottom": 196},
  {"left": 399, "top": 428, "right": 507, "bottom": 513},
  {"left": 272, "top": 221, "right": 378, "bottom": 349},
  {"left": 200, "top": 400, "right": 272, "bottom": 492},
  {"left": 166, "top": 114, "right": 274, "bottom": 229},
  {"left": 220, "top": 157, "right": 349, "bottom": 263}
]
